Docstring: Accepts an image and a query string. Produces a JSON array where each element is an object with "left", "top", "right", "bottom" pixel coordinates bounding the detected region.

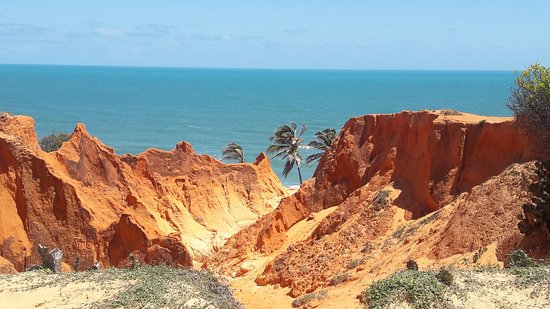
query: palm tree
[
  {"left": 221, "top": 142, "right": 245, "bottom": 163},
  {"left": 306, "top": 128, "right": 337, "bottom": 165},
  {"left": 267, "top": 122, "right": 307, "bottom": 185}
]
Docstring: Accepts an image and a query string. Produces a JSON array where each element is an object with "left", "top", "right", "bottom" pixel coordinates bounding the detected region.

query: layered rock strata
[
  {"left": 0, "top": 113, "right": 287, "bottom": 273},
  {"left": 209, "top": 110, "right": 546, "bottom": 297}
]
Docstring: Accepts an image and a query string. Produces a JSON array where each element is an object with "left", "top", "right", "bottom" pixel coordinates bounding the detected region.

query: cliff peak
[
  {"left": 209, "top": 110, "right": 548, "bottom": 302},
  {"left": 0, "top": 115, "right": 287, "bottom": 272}
]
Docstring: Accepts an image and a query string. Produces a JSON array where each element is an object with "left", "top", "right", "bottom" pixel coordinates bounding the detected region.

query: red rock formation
[
  {"left": 0, "top": 113, "right": 286, "bottom": 272},
  {"left": 0, "top": 256, "right": 16, "bottom": 274},
  {"left": 209, "top": 110, "right": 546, "bottom": 297}
]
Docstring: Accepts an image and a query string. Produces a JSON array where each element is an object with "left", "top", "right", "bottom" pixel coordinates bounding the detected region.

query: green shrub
[
  {"left": 373, "top": 190, "right": 391, "bottom": 209},
  {"left": 418, "top": 210, "right": 441, "bottom": 225},
  {"left": 39, "top": 132, "right": 72, "bottom": 152},
  {"left": 95, "top": 266, "right": 243, "bottom": 309},
  {"left": 406, "top": 259, "right": 419, "bottom": 271},
  {"left": 512, "top": 265, "right": 550, "bottom": 290},
  {"left": 435, "top": 268, "right": 453, "bottom": 286},
  {"left": 506, "top": 249, "right": 535, "bottom": 268},
  {"left": 441, "top": 109, "right": 462, "bottom": 116},
  {"left": 363, "top": 270, "right": 448, "bottom": 309},
  {"left": 507, "top": 63, "right": 550, "bottom": 153}
]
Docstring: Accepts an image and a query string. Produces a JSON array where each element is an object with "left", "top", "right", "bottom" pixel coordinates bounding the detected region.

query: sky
[{"left": 0, "top": 1, "right": 549, "bottom": 70}]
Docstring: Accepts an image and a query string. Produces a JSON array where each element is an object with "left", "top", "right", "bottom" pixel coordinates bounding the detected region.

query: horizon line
[{"left": 0, "top": 62, "right": 517, "bottom": 72}]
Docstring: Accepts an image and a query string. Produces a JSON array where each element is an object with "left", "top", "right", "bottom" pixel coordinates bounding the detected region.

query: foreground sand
[
  {"left": 0, "top": 266, "right": 242, "bottom": 309},
  {"left": 1, "top": 265, "right": 548, "bottom": 308}
]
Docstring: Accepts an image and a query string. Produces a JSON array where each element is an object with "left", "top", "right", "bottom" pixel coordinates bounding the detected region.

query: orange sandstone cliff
[
  {"left": 2, "top": 110, "right": 549, "bottom": 308},
  {"left": 0, "top": 113, "right": 287, "bottom": 273},
  {"left": 208, "top": 110, "right": 548, "bottom": 307}
]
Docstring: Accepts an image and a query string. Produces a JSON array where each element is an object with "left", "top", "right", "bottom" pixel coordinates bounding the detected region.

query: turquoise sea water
[{"left": 0, "top": 65, "right": 515, "bottom": 185}]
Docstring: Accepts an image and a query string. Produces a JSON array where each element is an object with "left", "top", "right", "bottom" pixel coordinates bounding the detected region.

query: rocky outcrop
[
  {"left": 0, "top": 114, "right": 287, "bottom": 272},
  {"left": 209, "top": 110, "right": 546, "bottom": 297},
  {"left": 0, "top": 256, "right": 16, "bottom": 274}
]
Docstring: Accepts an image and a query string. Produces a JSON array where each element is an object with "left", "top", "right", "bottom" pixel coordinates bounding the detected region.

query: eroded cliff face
[
  {"left": 0, "top": 113, "right": 287, "bottom": 273},
  {"left": 208, "top": 110, "right": 546, "bottom": 302},
  {"left": 3, "top": 110, "right": 547, "bottom": 307}
]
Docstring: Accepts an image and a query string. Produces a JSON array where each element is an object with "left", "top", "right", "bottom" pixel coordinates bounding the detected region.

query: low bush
[
  {"left": 292, "top": 290, "right": 327, "bottom": 308},
  {"left": 373, "top": 190, "right": 391, "bottom": 209},
  {"left": 507, "top": 63, "right": 550, "bottom": 154},
  {"left": 363, "top": 270, "right": 448, "bottom": 309},
  {"left": 39, "top": 132, "right": 71, "bottom": 152},
  {"left": 441, "top": 109, "right": 462, "bottom": 116},
  {"left": 506, "top": 249, "right": 535, "bottom": 268},
  {"left": 435, "top": 268, "right": 453, "bottom": 286}
]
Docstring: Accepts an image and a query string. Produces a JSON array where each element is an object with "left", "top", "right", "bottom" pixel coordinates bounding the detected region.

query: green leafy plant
[
  {"left": 506, "top": 249, "right": 536, "bottom": 268},
  {"left": 363, "top": 270, "right": 448, "bottom": 309},
  {"left": 373, "top": 190, "right": 391, "bottom": 209},
  {"left": 507, "top": 63, "right": 550, "bottom": 153},
  {"left": 406, "top": 259, "right": 419, "bottom": 271},
  {"left": 441, "top": 109, "right": 462, "bottom": 116},
  {"left": 92, "top": 266, "right": 243, "bottom": 309},
  {"left": 39, "top": 132, "right": 72, "bottom": 152},
  {"left": 418, "top": 210, "right": 441, "bottom": 225},
  {"left": 435, "top": 268, "right": 453, "bottom": 286}
]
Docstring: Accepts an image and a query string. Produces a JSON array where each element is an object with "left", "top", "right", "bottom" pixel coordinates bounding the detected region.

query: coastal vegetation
[
  {"left": 220, "top": 126, "right": 337, "bottom": 183},
  {"left": 1, "top": 265, "right": 243, "bottom": 309},
  {"left": 363, "top": 261, "right": 550, "bottom": 309},
  {"left": 517, "top": 160, "right": 550, "bottom": 241},
  {"left": 306, "top": 128, "right": 337, "bottom": 165},
  {"left": 39, "top": 132, "right": 71, "bottom": 152},
  {"left": 267, "top": 122, "right": 307, "bottom": 185},
  {"left": 363, "top": 269, "right": 449, "bottom": 308},
  {"left": 508, "top": 63, "right": 550, "bottom": 153},
  {"left": 221, "top": 142, "right": 245, "bottom": 163},
  {"left": 508, "top": 64, "right": 550, "bottom": 242}
]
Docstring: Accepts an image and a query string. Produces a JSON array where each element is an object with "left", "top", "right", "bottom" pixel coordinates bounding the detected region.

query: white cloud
[{"left": 95, "top": 27, "right": 123, "bottom": 37}]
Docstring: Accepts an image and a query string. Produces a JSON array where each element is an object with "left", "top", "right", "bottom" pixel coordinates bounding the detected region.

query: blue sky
[{"left": 0, "top": 1, "right": 549, "bottom": 70}]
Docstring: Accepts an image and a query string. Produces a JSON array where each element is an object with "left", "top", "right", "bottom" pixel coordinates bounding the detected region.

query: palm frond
[
  {"left": 290, "top": 122, "right": 297, "bottom": 133},
  {"left": 299, "top": 124, "right": 307, "bottom": 137},
  {"left": 282, "top": 159, "right": 295, "bottom": 178},
  {"left": 305, "top": 153, "right": 323, "bottom": 165},
  {"left": 267, "top": 122, "right": 307, "bottom": 184},
  {"left": 308, "top": 140, "right": 325, "bottom": 150},
  {"left": 267, "top": 144, "right": 289, "bottom": 154},
  {"left": 314, "top": 128, "right": 337, "bottom": 149},
  {"left": 305, "top": 128, "right": 337, "bottom": 165},
  {"left": 221, "top": 142, "right": 244, "bottom": 163}
]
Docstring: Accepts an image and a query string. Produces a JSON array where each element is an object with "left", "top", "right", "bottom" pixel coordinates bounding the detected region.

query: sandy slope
[
  {"left": 229, "top": 206, "right": 339, "bottom": 309},
  {"left": 0, "top": 266, "right": 242, "bottom": 309}
]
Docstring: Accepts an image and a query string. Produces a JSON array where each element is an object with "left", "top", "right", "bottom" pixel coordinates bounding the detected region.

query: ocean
[{"left": 0, "top": 65, "right": 515, "bottom": 185}]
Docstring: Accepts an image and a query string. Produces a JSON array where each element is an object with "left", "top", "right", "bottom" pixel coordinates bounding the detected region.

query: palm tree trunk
[{"left": 297, "top": 166, "right": 303, "bottom": 185}]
